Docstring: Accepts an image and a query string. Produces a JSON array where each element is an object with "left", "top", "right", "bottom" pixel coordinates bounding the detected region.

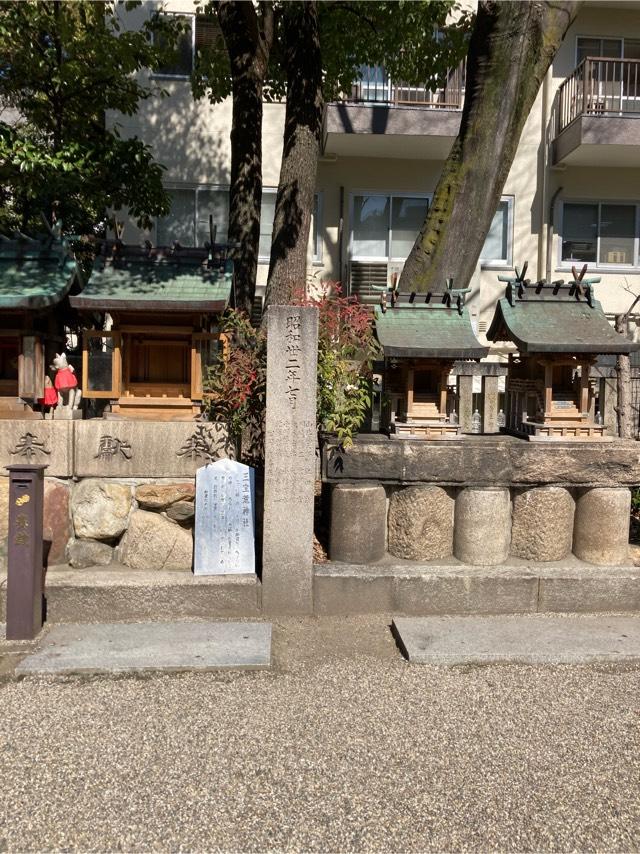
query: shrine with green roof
[
  {"left": 70, "top": 242, "right": 233, "bottom": 421},
  {"left": 375, "top": 281, "right": 488, "bottom": 438},
  {"left": 0, "top": 233, "right": 82, "bottom": 419},
  {"left": 487, "top": 264, "right": 639, "bottom": 440}
]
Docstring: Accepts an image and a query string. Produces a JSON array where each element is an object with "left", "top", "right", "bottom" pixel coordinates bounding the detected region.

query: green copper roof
[
  {"left": 72, "top": 248, "right": 233, "bottom": 313},
  {"left": 0, "top": 238, "right": 79, "bottom": 310},
  {"left": 374, "top": 303, "right": 488, "bottom": 359},
  {"left": 487, "top": 290, "right": 638, "bottom": 355}
]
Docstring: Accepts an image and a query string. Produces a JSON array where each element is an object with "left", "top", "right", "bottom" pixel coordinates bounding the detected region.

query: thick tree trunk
[
  {"left": 218, "top": 1, "right": 273, "bottom": 316},
  {"left": 615, "top": 313, "right": 633, "bottom": 439},
  {"left": 264, "top": 1, "right": 323, "bottom": 308},
  {"left": 399, "top": 0, "right": 580, "bottom": 294}
]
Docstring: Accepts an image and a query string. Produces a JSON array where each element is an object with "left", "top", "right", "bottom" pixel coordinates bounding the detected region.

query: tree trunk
[
  {"left": 264, "top": 1, "right": 322, "bottom": 308},
  {"left": 615, "top": 313, "right": 633, "bottom": 439},
  {"left": 399, "top": 0, "right": 580, "bottom": 294},
  {"left": 218, "top": 2, "right": 273, "bottom": 316}
]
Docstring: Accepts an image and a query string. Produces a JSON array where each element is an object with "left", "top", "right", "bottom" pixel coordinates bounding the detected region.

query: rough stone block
[
  {"left": 454, "top": 487, "right": 511, "bottom": 565},
  {"left": 43, "top": 480, "right": 71, "bottom": 566},
  {"left": 67, "top": 538, "right": 114, "bottom": 569},
  {"left": 511, "top": 486, "right": 575, "bottom": 561},
  {"left": 71, "top": 480, "right": 132, "bottom": 541},
  {"left": 573, "top": 487, "right": 631, "bottom": 565},
  {"left": 166, "top": 501, "right": 195, "bottom": 524},
  {"left": 118, "top": 509, "right": 193, "bottom": 571},
  {"left": 135, "top": 482, "right": 195, "bottom": 510},
  {"left": 388, "top": 485, "right": 454, "bottom": 560},
  {"left": 329, "top": 483, "right": 387, "bottom": 563}
]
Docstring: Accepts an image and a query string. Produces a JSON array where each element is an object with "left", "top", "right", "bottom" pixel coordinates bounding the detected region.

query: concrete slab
[
  {"left": 16, "top": 621, "right": 271, "bottom": 675},
  {"left": 392, "top": 615, "right": 640, "bottom": 665}
]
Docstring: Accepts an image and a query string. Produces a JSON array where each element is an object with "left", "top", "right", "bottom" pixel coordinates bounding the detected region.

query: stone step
[
  {"left": 313, "top": 559, "right": 640, "bottom": 616},
  {"left": 16, "top": 621, "right": 272, "bottom": 675},
  {"left": 392, "top": 614, "right": 640, "bottom": 664},
  {"left": 0, "top": 567, "right": 261, "bottom": 624}
]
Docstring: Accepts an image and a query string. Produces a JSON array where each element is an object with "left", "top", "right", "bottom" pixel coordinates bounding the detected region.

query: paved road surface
[{"left": 1, "top": 617, "right": 640, "bottom": 852}]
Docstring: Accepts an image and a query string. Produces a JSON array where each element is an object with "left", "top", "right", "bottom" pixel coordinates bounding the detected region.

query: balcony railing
[
  {"left": 344, "top": 62, "right": 465, "bottom": 110},
  {"left": 558, "top": 57, "right": 640, "bottom": 132}
]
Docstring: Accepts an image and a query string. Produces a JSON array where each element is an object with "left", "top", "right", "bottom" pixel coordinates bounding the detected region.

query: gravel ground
[{"left": 1, "top": 617, "right": 640, "bottom": 852}]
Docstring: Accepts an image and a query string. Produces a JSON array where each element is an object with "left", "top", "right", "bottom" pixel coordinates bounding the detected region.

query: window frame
[
  {"left": 558, "top": 199, "right": 640, "bottom": 271},
  {"left": 479, "top": 195, "right": 515, "bottom": 270},
  {"left": 348, "top": 190, "right": 432, "bottom": 264},
  {"left": 572, "top": 35, "right": 640, "bottom": 65}
]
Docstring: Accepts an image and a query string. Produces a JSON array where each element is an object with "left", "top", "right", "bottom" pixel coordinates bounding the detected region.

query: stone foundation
[
  {"left": 0, "top": 419, "right": 232, "bottom": 572},
  {"left": 324, "top": 437, "right": 639, "bottom": 568}
]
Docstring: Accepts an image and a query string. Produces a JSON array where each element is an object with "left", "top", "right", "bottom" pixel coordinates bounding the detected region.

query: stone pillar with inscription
[{"left": 262, "top": 305, "right": 319, "bottom": 614}]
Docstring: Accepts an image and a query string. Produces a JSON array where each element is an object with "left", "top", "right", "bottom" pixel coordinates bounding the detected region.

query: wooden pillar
[
  {"left": 579, "top": 362, "right": 590, "bottom": 416},
  {"left": 544, "top": 362, "right": 553, "bottom": 417},
  {"left": 439, "top": 369, "right": 448, "bottom": 418},
  {"left": 406, "top": 367, "right": 414, "bottom": 420}
]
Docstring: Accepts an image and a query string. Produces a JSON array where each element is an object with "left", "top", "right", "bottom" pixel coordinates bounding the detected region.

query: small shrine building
[
  {"left": 487, "top": 269, "right": 638, "bottom": 439},
  {"left": 375, "top": 284, "right": 488, "bottom": 437},
  {"left": 71, "top": 242, "right": 232, "bottom": 421},
  {"left": 0, "top": 234, "right": 82, "bottom": 419}
]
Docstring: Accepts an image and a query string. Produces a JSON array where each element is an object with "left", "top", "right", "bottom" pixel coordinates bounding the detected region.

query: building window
[
  {"left": 156, "top": 188, "right": 229, "bottom": 247},
  {"left": 154, "top": 14, "right": 223, "bottom": 78},
  {"left": 561, "top": 202, "right": 638, "bottom": 267},
  {"left": 480, "top": 197, "right": 514, "bottom": 267},
  {"left": 350, "top": 193, "right": 430, "bottom": 262}
]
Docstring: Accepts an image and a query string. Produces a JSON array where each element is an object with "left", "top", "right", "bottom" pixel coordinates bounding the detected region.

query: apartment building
[{"left": 114, "top": 1, "right": 640, "bottom": 347}]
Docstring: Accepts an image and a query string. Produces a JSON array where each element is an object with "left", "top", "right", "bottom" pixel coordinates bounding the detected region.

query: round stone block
[
  {"left": 573, "top": 487, "right": 631, "bottom": 565},
  {"left": 454, "top": 487, "right": 511, "bottom": 566},
  {"left": 511, "top": 486, "right": 575, "bottom": 561},
  {"left": 329, "top": 483, "right": 386, "bottom": 564},
  {"left": 388, "top": 485, "right": 454, "bottom": 560}
]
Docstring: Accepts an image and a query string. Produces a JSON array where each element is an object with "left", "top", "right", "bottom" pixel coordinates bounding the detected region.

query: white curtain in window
[
  {"left": 390, "top": 197, "right": 428, "bottom": 258},
  {"left": 352, "top": 195, "right": 389, "bottom": 258}
]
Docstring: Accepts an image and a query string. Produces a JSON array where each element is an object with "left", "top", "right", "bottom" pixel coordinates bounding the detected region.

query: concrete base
[
  {"left": 314, "top": 559, "right": 640, "bottom": 616},
  {"left": 0, "top": 567, "right": 260, "bottom": 623},
  {"left": 16, "top": 621, "right": 272, "bottom": 675},
  {"left": 392, "top": 614, "right": 640, "bottom": 664}
]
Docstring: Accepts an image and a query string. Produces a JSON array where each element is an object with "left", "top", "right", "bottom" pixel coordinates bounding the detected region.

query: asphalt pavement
[{"left": 1, "top": 616, "right": 639, "bottom": 852}]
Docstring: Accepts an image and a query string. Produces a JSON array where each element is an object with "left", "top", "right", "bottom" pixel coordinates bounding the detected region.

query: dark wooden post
[{"left": 5, "top": 464, "right": 47, "bottom": 640}]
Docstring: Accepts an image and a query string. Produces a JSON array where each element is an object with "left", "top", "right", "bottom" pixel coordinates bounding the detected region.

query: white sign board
[{"left": 194, "top": 459, "right": 255, "bottom": 575}]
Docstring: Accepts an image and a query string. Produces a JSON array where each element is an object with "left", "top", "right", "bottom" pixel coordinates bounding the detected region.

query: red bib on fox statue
[{"left": 54, "top": 366, "right": 78, "bottom": 391}]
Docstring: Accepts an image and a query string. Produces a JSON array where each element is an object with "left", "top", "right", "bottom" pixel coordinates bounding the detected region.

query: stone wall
[{"left": 0, "top": 420, "right": 232, "bottom": 571}]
